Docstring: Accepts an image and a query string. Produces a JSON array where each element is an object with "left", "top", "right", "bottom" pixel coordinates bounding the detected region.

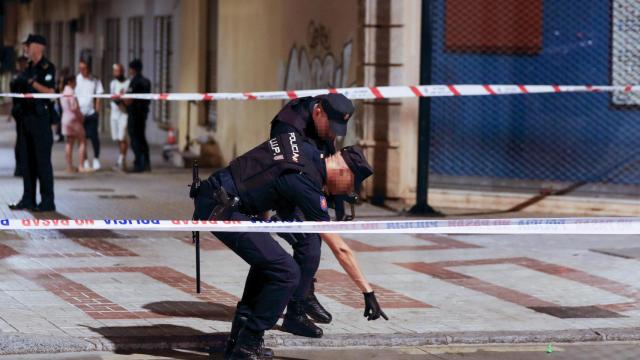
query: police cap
[
  {"left": 340, "top": 145, "right": 373, "bottom": 188},
  {"left": 23, "top": 34, "right": 47, "bottom": 46},
  {"left": 316, "top": 93, "right": 354, "bottom": 137}
]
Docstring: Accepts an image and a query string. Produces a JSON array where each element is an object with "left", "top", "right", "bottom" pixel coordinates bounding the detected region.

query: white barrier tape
[
  {"left": 1, "top": 84, "right": 637, "bottom": 101},
  {"left": 1, "top": 217, "right": 640, "bottom": 234}
]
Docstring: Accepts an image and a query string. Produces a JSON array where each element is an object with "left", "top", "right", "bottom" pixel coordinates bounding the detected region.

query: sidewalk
[{"left": 0, "top": 121, "right": 639, "bottom": 355}]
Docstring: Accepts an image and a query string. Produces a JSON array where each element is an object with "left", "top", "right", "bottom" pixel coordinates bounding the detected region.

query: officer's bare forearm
[
  {"left": 31, "top": 82, "right": 54, "bottom": 94},
  {"left": 320, "top": 233, "right": 373, "bottom": 293},
  {"left": 95, "top": 99, "right": 101, "bottom": 113}
]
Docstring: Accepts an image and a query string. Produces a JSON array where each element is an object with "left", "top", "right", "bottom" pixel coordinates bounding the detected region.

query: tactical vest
[{"left": 229, "top": 132, "right": 324, "bottom": 214}]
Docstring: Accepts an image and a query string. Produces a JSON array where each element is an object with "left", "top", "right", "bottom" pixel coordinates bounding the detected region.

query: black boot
[
  {"left": 281, "top": 300, "right": 323, "bottom": 338},
  {"left": 303, "top": 279, "right": 332, "bottom": 324},
  {"left": 230, "top": 326, "right": 266, "bottom": 360},
  {"left": 224, "top": 314, "right": 273, "bottom": 360}
]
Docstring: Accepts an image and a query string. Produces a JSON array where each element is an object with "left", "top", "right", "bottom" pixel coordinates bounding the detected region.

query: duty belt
[{"left": 207, "top": 177, "right": 240, "bottom": 221}]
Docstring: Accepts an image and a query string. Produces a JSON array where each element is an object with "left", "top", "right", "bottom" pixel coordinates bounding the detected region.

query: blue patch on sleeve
[{"left": 320, "top": 196, "right": 328, "bottom": 212}]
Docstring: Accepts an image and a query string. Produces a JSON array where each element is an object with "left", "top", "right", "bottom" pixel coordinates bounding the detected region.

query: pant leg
[
  {"left": 84, "top": 113, "right": 100, "bottom": 159},
  {"left": 213, "top": 212, "right": 300, "bottom": 332},
  {"left": 91, "top": 113, "right": 100, "bottom": 158},
  {"left": 235, "top": 267, "right": 266, "bottom": 318},
  {"left": 14, "top": 116, "right": 23, "bottom": 175},
  {"left": 127, "top": 116, "right": 142, "bottom": 170},
  {"left": 138, "top": 117, "right": 149, "bottom": 169},
  {"left": 20, "top": 124, "right": 37, "bottom": 205},
  {"left": 33, "top": 124, "right": 54, "bottom": 205},
  {"left": 290, "top": 233, "right": 322, "bottom": 301},
  {"left": 277, "top": 209, "right": 322, "bottom": 301}
]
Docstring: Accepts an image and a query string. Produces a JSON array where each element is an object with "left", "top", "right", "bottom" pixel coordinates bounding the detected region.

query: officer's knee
[
  {"left": 277, "top": 257, "right": 300, "bottom": 289},
  {"left": 302, "top": 252, "right": 321, "bottom": 272},
  {"left": 286, "top": 261, "right": 301, "bottom": 288}
]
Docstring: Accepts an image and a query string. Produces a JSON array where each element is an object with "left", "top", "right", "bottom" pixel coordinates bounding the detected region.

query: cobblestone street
[{"left": 0, "top": 122, "right": 639, "bottom": 357}]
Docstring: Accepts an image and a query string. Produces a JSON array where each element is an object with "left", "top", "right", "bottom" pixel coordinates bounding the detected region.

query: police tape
[
  {"left": 1, "top": 84, "right": 639, "bottom": 101},
  {"left": 1, "top": 217, "right": 640, "bottom": 234}
]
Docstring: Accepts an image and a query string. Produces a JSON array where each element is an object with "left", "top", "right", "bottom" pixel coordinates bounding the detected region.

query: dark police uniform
[
  {"left": 193, "top": 131, "right": 328, "bottom": 334},
  {"left": 17, "top": 56, "right": 56, "bottom": 209},
  {"left": 269, "top": 94, "right": 353, "bottom": 316},
  {"left": 269, "top": 97, "right": 332, "bottom": 304},
  {"left": 10, "top": 69, "right": 29, "bottom": 177},
  {"left": 126, "top": 73, "right": 151, "bottom": 172}
]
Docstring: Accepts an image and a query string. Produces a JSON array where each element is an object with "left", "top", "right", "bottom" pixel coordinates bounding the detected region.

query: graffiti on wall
[{"left": 284, "top": 21, "right": 353, "bottom": 90}]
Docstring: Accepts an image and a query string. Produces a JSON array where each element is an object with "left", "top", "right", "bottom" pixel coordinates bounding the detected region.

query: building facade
[{"left": 2, "top": 0, "right": 424, "bottom": 204}]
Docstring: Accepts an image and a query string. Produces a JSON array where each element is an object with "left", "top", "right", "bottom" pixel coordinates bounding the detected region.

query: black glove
[{"left": 363, "top": 291, "right": 388, "bottom": 321}]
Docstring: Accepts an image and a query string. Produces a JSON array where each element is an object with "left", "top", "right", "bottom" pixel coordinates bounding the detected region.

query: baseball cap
[
  {"left": 23, "top": 34, "right": 47, "bottom": 46},
  {"left": 340, "top": 145, "right": 373, "bottom": 190},
  {"left": 316, "top": 93, "right": 354, "bottom": 136}
]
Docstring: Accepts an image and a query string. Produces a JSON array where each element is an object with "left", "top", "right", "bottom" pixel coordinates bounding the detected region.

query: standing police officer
[
  {"left": 192, "top": 133, "right": 386, "bottom": 360},
  {"left": 123, "top": 59, "right": 151, "bottom": 172},
  {"left": 269, "top": 93, "right": 353, "bottom": 336},
  {"left": 9, "top": 35, "right": 56, "bottom": 212}
]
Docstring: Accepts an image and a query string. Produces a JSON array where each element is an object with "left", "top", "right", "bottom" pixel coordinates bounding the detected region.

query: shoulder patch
[
  {"left": 44, "top": 74, "right": 52, "bottom": 81},
  {"left": 320, "top": 195, "right": 328, "bottom": 212}
]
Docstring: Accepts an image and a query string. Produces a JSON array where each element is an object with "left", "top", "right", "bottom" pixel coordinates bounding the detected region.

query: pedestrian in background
[
  {"left": 9, "top": 55, "right": 29, "bottom": 177},
  {"left": 124, "top": 59, "right": 151, "bottom": 173},
  {"left": 53, "top": 67, "right": 72, "bottom": 144},
  {"left": 60, "top": 75, "right": 88, "bottom": 173},
  {"left": 109, "top": 63, "right": 129, "bottom": 171},
  {"left": 8, "top": 34, "right": 56, "bottom": 212},
  {"left": 76, "top": 58, "right": 104, "bottom": 171}
]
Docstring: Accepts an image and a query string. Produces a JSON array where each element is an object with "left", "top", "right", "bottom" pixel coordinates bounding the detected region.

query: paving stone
[{"left": 0, "top": 123, "right": 639, "bottom": 353}]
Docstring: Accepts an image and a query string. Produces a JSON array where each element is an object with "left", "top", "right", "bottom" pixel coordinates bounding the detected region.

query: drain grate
[{"left": 98, "top": 194, "right": 139, "bottom": 200}]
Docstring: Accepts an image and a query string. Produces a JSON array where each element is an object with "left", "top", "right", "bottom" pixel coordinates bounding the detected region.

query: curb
[
  {"left": 428, "top": 188, "right": 640, "bottom": 217},
  {"left": 2, "top": 328, "right": 640, "bottom": 355}
]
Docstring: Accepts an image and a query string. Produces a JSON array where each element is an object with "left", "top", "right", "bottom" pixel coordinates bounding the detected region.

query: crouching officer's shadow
[{"left": 143, "top": 300, "right": 236, "bottom": 321}]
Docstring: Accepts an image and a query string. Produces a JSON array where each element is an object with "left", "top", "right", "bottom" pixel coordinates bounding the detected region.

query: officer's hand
[{"left": 363, "top": 291, "right": 388, "bottom": 321}]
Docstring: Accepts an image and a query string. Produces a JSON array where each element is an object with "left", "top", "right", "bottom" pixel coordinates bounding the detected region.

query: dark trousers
[
  {"left": 12, "top": 112, "right": 24, "bottom": 176},
  {"left": 277, "top": 209, "right": 322, "bottom": 301},
  {"left": 83, "top": 112, "right": 100, "bottom": 159},
  {"left": 128, "top": 113, "right": 149, "bottom": 171},
  {"left": 195, "top": 178, "right": 300, "bottom": 332},
  {"left": 214, "top": 215, "right": 300, "bottom": 332},
  {"left": 289, "top": 233, "right": 321, "bottom": 300},
  {"left": 20, "top": 116, "right": 54, "bottom": 206}
]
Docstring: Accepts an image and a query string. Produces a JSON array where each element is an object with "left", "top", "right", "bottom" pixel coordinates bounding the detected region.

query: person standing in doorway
[
  {"left": 109, "top": 63, "right": 130, "bottom": 171},
  {"left": 124, "top": 59, "right": 151, "bottom": 173},
  {"left": 76, "top": 58, "right": 104, "bottom": 171}
]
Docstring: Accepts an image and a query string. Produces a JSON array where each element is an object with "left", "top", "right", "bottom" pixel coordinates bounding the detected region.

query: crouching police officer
[
  {"left": 270, "top": 93, "right": 354, "bottom": 330},
  {"left": 192, "top": 133, "right": 386, "bottom": 360}
]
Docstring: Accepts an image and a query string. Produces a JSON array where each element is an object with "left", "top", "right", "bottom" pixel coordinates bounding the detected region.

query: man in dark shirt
[
  {"left": 192, "top": 133, "right": 385, "bottom": 360},
  {"left": 9, "top": 35, "right": 56, "bottom": 212},
  {"left": 10, "top": 56, "right": 29, "bottom": 177},
  {"left": 269, "top": 94, "right": 354, "bottom": 334},
  {"left": 124, "top": 59, "right": 151, "bottom": 172}
]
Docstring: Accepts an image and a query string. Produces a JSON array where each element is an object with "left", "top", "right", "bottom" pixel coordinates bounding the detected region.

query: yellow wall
[
  {"left": 177, "top": 0, "right": 207, "bottom": 155},
  {"left": 185, "top": 0, "right": 360, "bottom": 163}
]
